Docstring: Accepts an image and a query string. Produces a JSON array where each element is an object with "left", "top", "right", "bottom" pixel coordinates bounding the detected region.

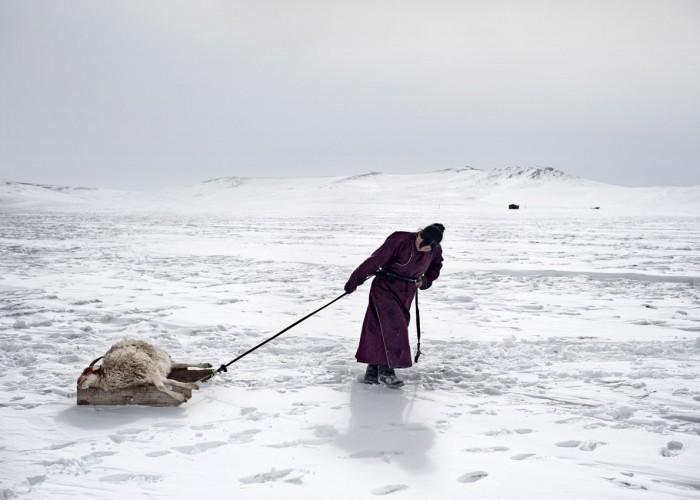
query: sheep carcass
[{"left": 77, "top": 339, "right": 211, "bottom": 402}]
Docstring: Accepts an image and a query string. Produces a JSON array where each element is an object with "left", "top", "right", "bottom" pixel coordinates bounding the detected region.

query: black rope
[
  {"left": 199, "top": 292, "right": 347, "bottom": 382},
  {"left": 414, "top": 290, "right": 422, "bottom": 363}
]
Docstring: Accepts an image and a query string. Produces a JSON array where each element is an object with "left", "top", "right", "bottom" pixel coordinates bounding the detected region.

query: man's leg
[
  {"left": 364, "top": 364, "right": 379, "bottom": 384},
  {"left": 378, "top": 364, "right": 404, "bottom": 387}
]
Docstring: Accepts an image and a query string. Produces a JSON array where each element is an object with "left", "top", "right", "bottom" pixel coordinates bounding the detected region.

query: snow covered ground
[{"left": 1, "top": 169, "right": 699, "bottom": 499}]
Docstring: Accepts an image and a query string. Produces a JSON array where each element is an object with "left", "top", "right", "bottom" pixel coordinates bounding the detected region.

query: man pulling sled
[{"left": 345, "top": 223, "right": 445, "bottom": 387}]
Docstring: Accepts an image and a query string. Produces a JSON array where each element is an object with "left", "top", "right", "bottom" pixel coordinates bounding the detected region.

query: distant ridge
[
  {"left": 1, "top": 168, "right": 698, "bottom": 215},
  {"left": 201, "top": 177, "right": 250, "bottom": 188},
  {"left": 488, "top": 166, "right": 574, "bottom": 181},
  {"left": 1, "top": 180, "right": 97, "bottom": 192},
  {"left": 338, "top": 172, "right": 383, "bottom": 182},
  {"left": 434, "top": 167, "right": 481, "bottom": 173}
]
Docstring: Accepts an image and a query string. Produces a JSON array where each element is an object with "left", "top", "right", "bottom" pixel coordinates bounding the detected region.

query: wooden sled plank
[
  {"left": 76, "top": 384, "right": 190, "bottom": 407},
  {"left": 168, "top": 367, "right": 215, "bottom": 383},
  {"left": 76, "top": 367, "right": 214, "bottom": 407}
]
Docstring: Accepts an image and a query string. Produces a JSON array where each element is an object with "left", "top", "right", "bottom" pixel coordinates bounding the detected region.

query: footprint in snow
[
  {"left": 108, "top": 428, "right": 147, "bottom": 443},
  {"left": 27, "top": 475, "right": 47, "bottom": 486},
  {"left": 87, "top": 451, "right": 117, "bottom": 459},
  {"left": 607, "top": 478, "right": 648, "bottom": 490},
  {"left": 661, "top": 441, "right": 683, "bottom": 457},
  {"left": 146, "top": 450, "right": 171, "bottom": 457},
  {"left": 306, "top": 424, "right": 338, "bottom": 438},
  {"left": 99, "top": 473, "right": 162, "bottom": 484},
  {"left": 292, "top": 400, "right": 320, "bottom": 408},
  {"left": 288, "top": 405, "right": 313, "bottom": 416},
  {"left": 511, "top": 453, "right": 536, "bottom": 460},
  {"left": 229, "top": 429, "right": 263, "bottom": 444},
  {"left": 190, "top": 424, "right": 214, "bottom": 431},
  {"left": 458, "top": 471, "right": 488, "bottom": 483},
  {"left": 484, "top": 429, "right": 513, "bottom": 436},
  {"left": 48, "top": 441, "right": 77, "bottom": 450},
  {"left": 268, "top": 437, "right": 333, "bottom": 448},
  {"left": 371, "top": 484, "right": 409, "bottom": 495},
  {"left": 117, "top": 428, "right": 146, "bottom": 435},
  {"left": 240, "top": 407, "right": 265, "bottom": 420},
  {"left": 579, "top": 440, "right": 606, "bottom": 451},
  {"left": 240, "top": 468, "right": 304, "bottom": 485},
  {"left": 555, "top": 440, "right": 606, "bottom": 451},
  {"left": 555, "top": 440, "right": 582, "bottom": 448},
  {"left": 171, "top": 441, "right": 228, "bottom": 455},
  {"left": 463, "top": 446, "right": 509, "bottom": 453}
]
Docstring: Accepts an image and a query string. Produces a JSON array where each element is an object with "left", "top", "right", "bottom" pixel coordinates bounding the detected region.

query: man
[{"left": 344, "top": 223, "right": 444, "bottom": 387}]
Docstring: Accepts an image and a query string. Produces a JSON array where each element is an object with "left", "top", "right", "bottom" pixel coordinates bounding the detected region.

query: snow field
[{"left": 1, "top": 209, "right": 699, "bottom": 499}]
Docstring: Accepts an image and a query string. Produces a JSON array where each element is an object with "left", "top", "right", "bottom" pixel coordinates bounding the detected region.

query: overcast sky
[{"left": 1, "top": 0, "right": 699, "bottom": 189}]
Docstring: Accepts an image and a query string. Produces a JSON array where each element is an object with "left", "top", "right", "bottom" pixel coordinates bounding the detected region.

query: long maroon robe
[{"left": 345, "top": 231, "right": 443, "bottom": 368}]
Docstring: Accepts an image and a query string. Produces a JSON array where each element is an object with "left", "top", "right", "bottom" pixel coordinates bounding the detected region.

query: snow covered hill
[{"left": 2, "top": 167, "right": 699, "bottom": 215}]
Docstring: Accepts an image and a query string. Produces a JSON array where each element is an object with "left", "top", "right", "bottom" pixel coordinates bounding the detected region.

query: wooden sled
[{"left": 76, "top": 367, "right": 215, "bottom": 407}]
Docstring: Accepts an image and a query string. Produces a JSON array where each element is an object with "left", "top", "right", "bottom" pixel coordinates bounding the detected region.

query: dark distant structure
[{"left": 508, "top": 204, "right": 520, "bottom": 210}]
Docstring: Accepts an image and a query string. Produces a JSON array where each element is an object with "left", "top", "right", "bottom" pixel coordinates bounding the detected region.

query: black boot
[
  {"left": 363, "top": 364, "right": 379, "bottom": 385},
  {"left": 378, "top": 364, "right": 404, "bottom": 388}
]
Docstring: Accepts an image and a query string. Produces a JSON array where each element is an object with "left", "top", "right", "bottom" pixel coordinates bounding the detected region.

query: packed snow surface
[{"left": 1, "top": 170, "right": 699, "bottom": 499}]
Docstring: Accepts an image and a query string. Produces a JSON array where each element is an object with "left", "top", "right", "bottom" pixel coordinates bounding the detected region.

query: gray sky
[{"left": 1, "top": 0, "right": 699, "bottom": 190}]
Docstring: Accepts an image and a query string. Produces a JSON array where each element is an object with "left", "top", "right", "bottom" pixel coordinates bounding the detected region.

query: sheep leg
[
  {"left": 165, "top": 379, "right": 200, "bottom": 391},
  {"left": 153, "top": 378, "right": 186, "bottom": 403},
  {"left": 170, "top": 362, "right": 213, "bottom": 369}
]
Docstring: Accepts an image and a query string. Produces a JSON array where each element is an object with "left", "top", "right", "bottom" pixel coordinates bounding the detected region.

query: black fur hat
[{"left": 420, "top": 223, "right": 445, "bottom": 245}]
